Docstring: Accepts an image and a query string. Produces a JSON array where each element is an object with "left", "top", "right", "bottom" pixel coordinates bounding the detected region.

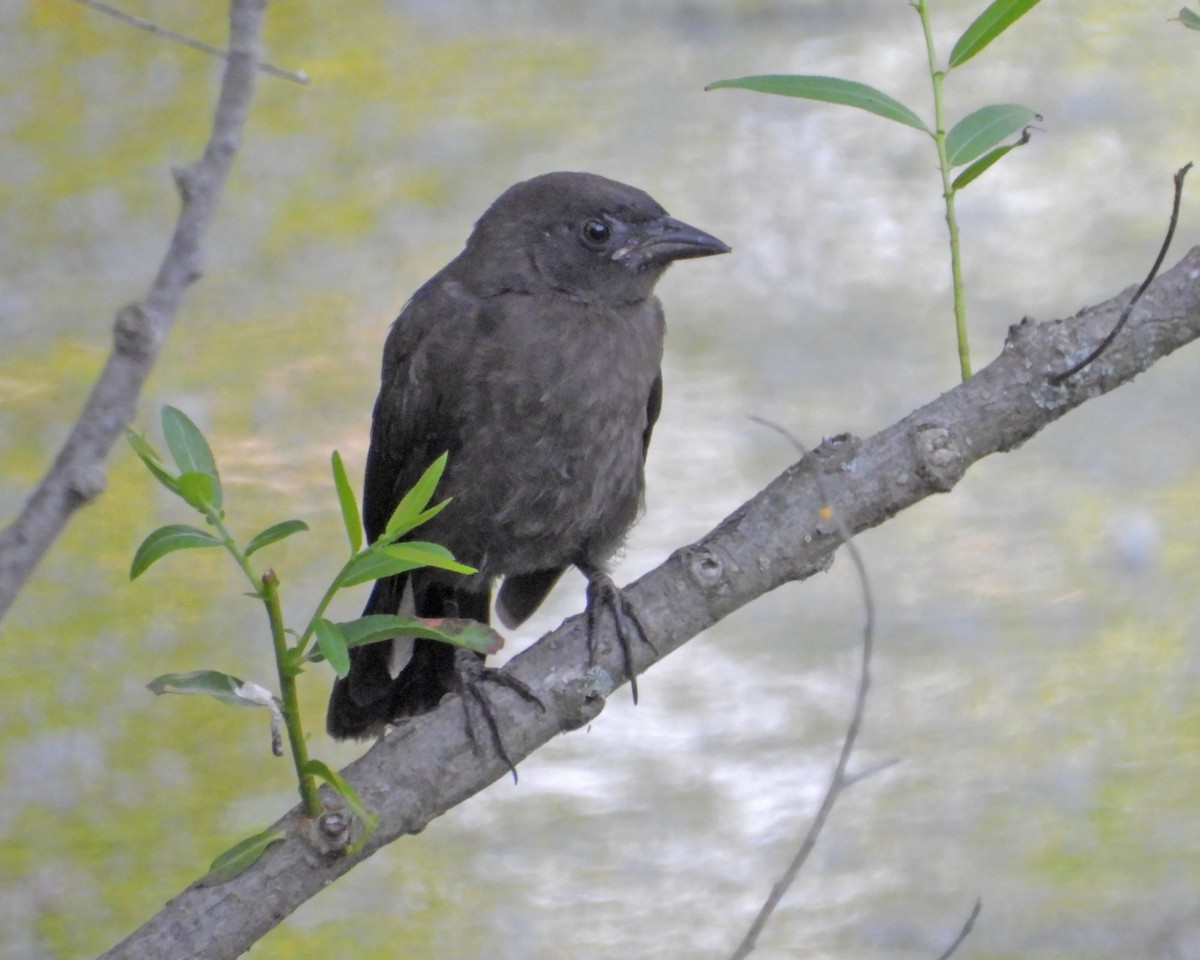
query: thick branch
[
  {"left": 99, "top": 247, "right": 1200, "bottom": 959},
  {"left": 0, "top": 0, "right": 267, "bottom": 624}
]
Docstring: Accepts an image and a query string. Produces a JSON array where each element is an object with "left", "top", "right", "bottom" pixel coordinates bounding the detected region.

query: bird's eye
[{"left": 580, "top": 218, "right": 611, "bottom": 247}]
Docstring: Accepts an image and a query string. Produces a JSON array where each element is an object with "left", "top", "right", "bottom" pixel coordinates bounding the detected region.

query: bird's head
[{"left": 465, "top": 171, "right": 730, "bottom": 304}]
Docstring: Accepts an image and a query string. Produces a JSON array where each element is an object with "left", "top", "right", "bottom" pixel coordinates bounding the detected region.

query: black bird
[{"left": 327, "top": 171, "right": 729, "bottom": 741}]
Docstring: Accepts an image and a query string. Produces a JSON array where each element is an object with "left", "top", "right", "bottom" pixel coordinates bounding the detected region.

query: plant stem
[
  {"left": 208, "top": 511, "right": 263, "bottom": 594},
  {"left": 915, "top": 0, "right": 972, "bottom": 380},
  {"left": 207, "top": 507, "right": 321, "bottom": 815},
  {"left": 262, "top": 569, "right": 322, "bottom": 816},
  {"left": 294, "top": 577, "right": 346, "bottom": 661}
]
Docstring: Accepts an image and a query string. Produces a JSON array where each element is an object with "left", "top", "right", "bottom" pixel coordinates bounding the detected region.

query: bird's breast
[{"left": 428, "top": 296, "right": 664, "bottom": 574}]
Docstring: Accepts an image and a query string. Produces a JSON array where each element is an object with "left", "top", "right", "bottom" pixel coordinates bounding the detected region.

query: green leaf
[
  {"left": 948, "top": 0, "right": 1042, "bottom": 69},
  {"left": 705, "top": 75, "right": 930, "bottom": 134},
  {"left": 384, "top": 453, "right": 449, "bottom": 540},
  {"left": 176, "top": 471, "right": 219, "bottom": 512},
  {"left": 945, "top": 103, "right": 1038, "bottom": 167},
  {"left": 130, "top": 523, "right": 223, "bottom": 579},
  {"left": 125, "top": 428, "right": 181, "bottom": 495},
  {"left": 146, "top": 669, "right": 274, "bottom": 708},
  {"left": 331, "top": 451, "right": 362, "bottom": 554},
  {"left": 303, "top": 759, "right": 377, "bottom": 837},
  {"left": 313, "top": 614, "right": 504, "bottom": 656},
  {"left": 336, "top": 536, "right": 474, "bottom": 589},
  {"left": 381, "top": 541, "right": 476, "bottom": 575},
  {"left": 314, "top": 618, "right": 350, "bottom": 678},
  {"left": 162, "top": 406, "right": 222, "bottom": 509},
  {"left": 335, "top": 549, "right": 429, "bottom": 588},
  {"left": 379, "top": 499, "right": 450, "bottom": 544},
  {"left": 206, "top": 826, "right": 286, "bottom": 885},
  {"left": 951, "top": 130, "right": 1032, "bottom": 190},
  {"left": 245, "top": 519, "right": 309, "bottom": 557},
  {"left": 1180, "top": 8, "right": 1200, "bottom": 30}
]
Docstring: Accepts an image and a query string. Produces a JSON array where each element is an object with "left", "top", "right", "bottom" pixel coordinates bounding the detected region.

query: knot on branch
[
  {"left": 683, "top": 543, "right": 729, "bottom": 594},
  {"left": 317, "top": 812, "right": 349, "bottom": 846},
  {"left": 911, "top": 423, "right": 967, "bottom": 492},
  {"left": 813, "top": 432, "right": 860, "bottom": 465},
  {"left": 555, "top": 671, "right": 609, "bottom": 731},
  {"left": 1002, "top": 315, "right": 1039, "bottom": 351},
  {"left": 301, "top": 809, "right": 353, "bottom": 860},
  {"left": 172, "top": 164, "right": 199, "bottom": 202},
  {"left": 69, "top": 463, "right": 107, "bottom": 504},
  {"left": 113, "top": 303, "right": 160, "bottom": 361}
]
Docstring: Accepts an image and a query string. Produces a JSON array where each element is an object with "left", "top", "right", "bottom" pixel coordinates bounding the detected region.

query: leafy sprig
[
  {"left": 708, "top": 0, "right": 1043, "bottom": 380},
  {"left": 127, "top": 406, "right": 495, "bottom": 871}
]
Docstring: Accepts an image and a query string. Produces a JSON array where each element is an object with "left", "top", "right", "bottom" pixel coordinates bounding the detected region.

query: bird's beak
[{"left": 613, "top": 215, "right": 731, "bottom": 267}]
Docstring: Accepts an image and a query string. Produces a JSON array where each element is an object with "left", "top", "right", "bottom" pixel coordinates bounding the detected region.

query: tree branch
[
  {"left": 98, "top": 246, "right": 1200, "bottom": 959},
  {"left": 0, "top": 0, "right": 267, "bottom": 624},
  {"left": 933, "top": 897, "right": 983, "bottom": 960},
  {"left": 71, "top": 0, "right": 308, "bottom": 84}
]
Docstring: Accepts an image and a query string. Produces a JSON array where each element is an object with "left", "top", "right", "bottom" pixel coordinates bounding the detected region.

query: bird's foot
[
  {"left": 582, "top": 567, "right": 657, "bottom": 705},
  {"left": 453, "top": 648, "right": 544, "bottom": 782}
]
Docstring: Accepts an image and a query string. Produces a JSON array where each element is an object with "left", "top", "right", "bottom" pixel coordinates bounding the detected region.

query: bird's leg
[
  {"left": 579, "top": 563, "right": 656, "bottom": 705},
  {"left": 452, "top": 648, "right": 544, "bottom": 782}
]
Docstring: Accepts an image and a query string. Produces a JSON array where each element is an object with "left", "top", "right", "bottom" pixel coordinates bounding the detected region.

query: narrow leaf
[
  {"left": 125, "top": 428, "right": 181, "bottom": 495},
  {"left": 945, "top": 103, "right": 1038, "bottom": 167},
  {"left": 314, "top": 618, "right": 350, "bottom": 678},
  {"left": 381, "top": 541, "right": 476, "bottom": 575},
  {"left": 312, "top": 614, "right": 503, "bottom": 656},
  {"left": 384, "top": 453, "right": 449, "bottom": 539},
  {"left": 379, "top": 499, "right": 450, "bottom": 544},
  {"left": 951, "top": 128, "right": 1032, "bottom": 190},
  {"left": 206, "top": 827, "right": 286, "bottom": 885},
  {"left": 303, "top": 759, "right": 377, "bottom": 837},
  {"left": 162, "top": 406, "right": 222, "bottom": 509},
  {"left": 331, "top": 451, "right": 363, "bottom": 554},
  {"left": 705, "top": 75, "right": 930, "bottom": 134},
  {"left": 130, "top": 524, "right": 223, "bottom": 579},
  {"left": 245, "top": 519, "right": 309, "bottom": 557},
  {"left": 948, "top": 0, "right": 1042, "bottom": 69},
  {"left": 176, "top": 471, "right": 219, "bottom": 512},
  {"left": 147, "top": 669, "right": 258, "bottom": 707},
  {"left": 1180, "top": 8, "right": 1200, "bottom": 30},
  {"left": 335, "top": 549, "right": 429, "bottom": 588}
]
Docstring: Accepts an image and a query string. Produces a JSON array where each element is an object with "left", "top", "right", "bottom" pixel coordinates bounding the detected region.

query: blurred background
[{"left": 3, "top": 1, "right": 1200, "bottom": 958}]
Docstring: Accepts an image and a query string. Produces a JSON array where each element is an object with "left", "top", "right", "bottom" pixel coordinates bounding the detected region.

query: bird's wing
[{"left": 361, "top": 276, "right": 475, "bottom": 543}]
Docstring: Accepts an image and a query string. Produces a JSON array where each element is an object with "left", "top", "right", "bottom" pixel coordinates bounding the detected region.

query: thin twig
[
  {"left": 71, "top": 0, "right": 309, "bottom": 84},
  {"left": 933, "top": 897, "right": 983, "bottom": 960},
  {"left": 728, "top": 418, "right": 879, "bottom": 960},
  {"left": 0, "top": 0, "right": 267, "bottom": 624},
  {"left": 840, "top": 756, "right": 899, "bottom": 788},
  {"left": 1049, "top": 163, "right": 1192, "bottom": 384}
]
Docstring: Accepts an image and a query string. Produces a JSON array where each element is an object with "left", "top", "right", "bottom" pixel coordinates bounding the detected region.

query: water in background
[{"left": 3, "top": 2, "right": 1200, "bottom": 958}]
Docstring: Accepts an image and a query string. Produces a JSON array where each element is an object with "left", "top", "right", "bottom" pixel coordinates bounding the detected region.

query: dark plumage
[{"left": 327, "top": 171, "right": 729, "bottom": 740}]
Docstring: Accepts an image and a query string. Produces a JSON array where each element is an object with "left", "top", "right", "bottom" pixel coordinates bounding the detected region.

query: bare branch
[
  {"left": 71, "top": 0, "right": 308, "bottom": 84},
  {"left": 1050, "top": 162, "right": 1192, "bottom": 383},
  {"left": 0, "top": 0, "right": 268, "bottom": 624},
  {"left": 933, "top": 898, "right": 983, "bottom": 960},
  {"left": 97, "top": 247, "right": 1200, "bottom": 959}
]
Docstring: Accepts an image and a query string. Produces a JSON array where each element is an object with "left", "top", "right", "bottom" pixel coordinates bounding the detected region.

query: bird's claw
[
  {"left": 454, "top": 649, "right": 544, "bottom": 783},
  {"left": 583, "top": 572, "right": 655, "bottom": 705}
]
